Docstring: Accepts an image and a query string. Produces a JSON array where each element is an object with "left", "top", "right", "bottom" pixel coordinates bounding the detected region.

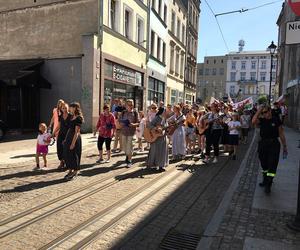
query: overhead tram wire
[
  {"left": 203, "top": 0, "right": 230, "bottom": 53},
  {"left": 215, "top": 0, "right": 284, "bottom": 17}
]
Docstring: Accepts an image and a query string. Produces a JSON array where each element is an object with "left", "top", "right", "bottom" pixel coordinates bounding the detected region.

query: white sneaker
[
  {"left": 105, "top": 159, "right": 110, "bottom": 163},
  {"left": 127, "top": 162, "right": 132, "bottom": 168},
  {"left": 212, "top": 157, "right": 218, "bottom": 163}
]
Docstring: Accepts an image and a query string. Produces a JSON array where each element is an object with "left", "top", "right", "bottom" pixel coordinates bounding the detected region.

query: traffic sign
[
  {"left": 286, "top": 21, "right": 300, "bottom": 44},
  {"left": 288, "top": 0, "right": 300, "bottom": 16}
]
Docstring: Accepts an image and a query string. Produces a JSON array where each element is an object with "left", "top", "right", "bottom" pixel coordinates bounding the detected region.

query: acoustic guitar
[
  {"left": 198, "top": 114, "right": 226, "bottom": 135},
  {"left": 144, "top": 115, "right": 184, "bottom": 143}
]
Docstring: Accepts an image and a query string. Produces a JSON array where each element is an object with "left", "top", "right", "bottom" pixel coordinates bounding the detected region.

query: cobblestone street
[{"left": 0, "top": 131, "right": 253, "bottom": 250}]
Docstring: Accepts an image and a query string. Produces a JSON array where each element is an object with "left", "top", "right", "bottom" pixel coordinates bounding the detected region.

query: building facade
[
  {"left": 0, "top": 0, "right": 99, "bottom": 132},
  {"left": 101, "top": 0, "right": 148, "bottom": 111},
  {"left": 196, "top": 56, "right": 227, "bottom": 103},
  {"left": 277, "top": 2, "right": 300, "bottom": 130},
  {"left": 226, "top": 51, "right": 277, "bottom": 102},
  {"left": 165, "top": 0, "right": 187, "bottom": 105},
  {"left": 146, "top": 0, "right": 168, "bottom": 107},
  {"left": 182, "top": 0, "right": 200, "bottom": 104}
]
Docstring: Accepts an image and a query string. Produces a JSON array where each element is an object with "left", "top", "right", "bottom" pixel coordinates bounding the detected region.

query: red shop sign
[{"left": 289, "top": 0, "right": 300, "bottom": 16}]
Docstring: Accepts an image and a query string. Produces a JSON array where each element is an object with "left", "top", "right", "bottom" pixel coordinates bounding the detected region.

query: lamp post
[{"left": 268, "top": 41, "right": 277, "bottom": 105}]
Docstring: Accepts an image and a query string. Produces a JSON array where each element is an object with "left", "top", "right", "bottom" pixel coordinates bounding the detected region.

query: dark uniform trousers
[{"left": 258, "top": 138, "right": 281, "bottom": 181}]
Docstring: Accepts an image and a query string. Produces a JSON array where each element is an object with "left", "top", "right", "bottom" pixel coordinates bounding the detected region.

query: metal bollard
[{"left": 288, "top": 159, "right": 300, "bottom": 231}]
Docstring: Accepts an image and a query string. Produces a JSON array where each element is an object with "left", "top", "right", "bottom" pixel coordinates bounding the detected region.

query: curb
[{"left": 196, "top": 129, "right": 258, "bottom": 250}]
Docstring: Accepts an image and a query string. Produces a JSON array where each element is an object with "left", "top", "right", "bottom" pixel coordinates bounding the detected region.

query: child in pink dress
[{"left": 34, "top": 123, "right": 51, "bottom": 170}]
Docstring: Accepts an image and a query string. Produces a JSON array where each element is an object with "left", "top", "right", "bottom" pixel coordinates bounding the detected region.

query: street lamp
[{"left": 268, "top": 41, "right": 277, "bottom": 104}]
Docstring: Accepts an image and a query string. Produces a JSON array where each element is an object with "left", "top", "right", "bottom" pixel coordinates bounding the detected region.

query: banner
[
  {"left": 210, "top": 97, "right": 220, "bottom": 105},
  {"left": 233, "top": 97, "right": 253, "bottom": 111},
  {"left": 227, "top": 93, "right": 234, "bottom": 105}
]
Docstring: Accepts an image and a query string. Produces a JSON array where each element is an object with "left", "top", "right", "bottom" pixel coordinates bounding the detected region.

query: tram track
[
  {"left": 0, "top": 155, "right": 153, "bottom": 238},
  {"left": 39, "top": 160, "right": 192, "bottom": 250}
]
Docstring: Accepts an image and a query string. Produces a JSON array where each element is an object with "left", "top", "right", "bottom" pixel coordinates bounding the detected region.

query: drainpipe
[{"left": 98, "top": 0, "right": 103, "bottom": 114}]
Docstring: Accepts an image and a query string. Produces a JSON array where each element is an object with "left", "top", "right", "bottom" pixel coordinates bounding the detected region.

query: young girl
[
  {"left": 185, "top": 108, "right": 196, "bottom": 154},
  {"left": 136, "top": 111, "right": 146, "bottom": 152},
  {"left": 34, "top": 123, "right": 51, "bottom": 170},
  {"left": 227, "top": 113, "right": 241, "bottom": 160}
]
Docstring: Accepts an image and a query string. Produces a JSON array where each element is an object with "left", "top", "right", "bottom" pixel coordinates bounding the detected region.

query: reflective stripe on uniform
[{"left": 267, "top": 172, "right": 276, "bottom": 177}]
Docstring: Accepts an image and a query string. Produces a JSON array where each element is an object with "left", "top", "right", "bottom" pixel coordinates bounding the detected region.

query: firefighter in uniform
[{"left": 252, "top": 105, "right": 288, "bottom": 194}]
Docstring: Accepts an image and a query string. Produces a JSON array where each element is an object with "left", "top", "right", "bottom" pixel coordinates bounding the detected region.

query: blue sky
[{"left": 197, "top": 0, "right": 284, "bottom": 62}]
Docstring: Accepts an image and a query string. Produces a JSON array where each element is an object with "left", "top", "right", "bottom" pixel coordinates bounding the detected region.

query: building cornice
[{"left": 168, "top": 31, "right": 186, "bottom": 50}]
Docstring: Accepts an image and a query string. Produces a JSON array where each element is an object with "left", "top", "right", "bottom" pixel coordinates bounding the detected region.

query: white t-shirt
[
  {"left": 240, "top": 115, "right": 251, "bottom": 128},
  {"left": 136, "top": 118, "right": 146, "bottom": 138},
  {"left": 227, "top": 121, "right": 241, "bottom": 135},
  {"left": 37, "top": 133, "right": 51, "bottom": 145}
]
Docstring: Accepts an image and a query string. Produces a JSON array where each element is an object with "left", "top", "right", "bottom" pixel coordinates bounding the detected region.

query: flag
[{"left": 233, "top": 97, "right": 253, "bottom": 111}]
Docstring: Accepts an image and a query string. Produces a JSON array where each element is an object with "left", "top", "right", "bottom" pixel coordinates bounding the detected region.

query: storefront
[{"left": 103, "top": 60, "right": 144, "bottom": 110}]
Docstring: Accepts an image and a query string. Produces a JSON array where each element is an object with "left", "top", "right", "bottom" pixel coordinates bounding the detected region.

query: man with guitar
[
  {"left": 146, "top": 107, "right": 169, "bottom": 172},
  {"left": 201, "top": 103, "right": 224, "bottom": 164}
]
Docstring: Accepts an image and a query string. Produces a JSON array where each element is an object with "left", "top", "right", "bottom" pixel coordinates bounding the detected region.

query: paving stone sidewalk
[{"left": 198, "top": 128, "right": 300, "bottom": 250}]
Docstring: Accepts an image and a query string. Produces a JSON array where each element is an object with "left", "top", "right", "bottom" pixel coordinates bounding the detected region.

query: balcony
[{"left": 238, "top": 79, "right": 258, "bottom": 85}]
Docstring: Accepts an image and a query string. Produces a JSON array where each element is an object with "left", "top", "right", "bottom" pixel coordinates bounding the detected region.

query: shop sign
[
  {"left": 112, "top": 64, "right": 142, "bottom": 86},
  {"left": 288, "top": 0, "right": 300, "bottom": 16},
  {"left": 286, "top": 21, "right": 300, "bottom": 44}
]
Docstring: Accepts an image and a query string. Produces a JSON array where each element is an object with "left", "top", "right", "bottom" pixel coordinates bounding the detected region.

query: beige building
[
  {"left": 197, "top": 56, "right": 227, "bottom": 103},
  {"left": 182, "top": 0, "right": 200, "bottom": 104},
  {"left": 166, "top": 0, "right": 187, "bottom": 104},
  {"left": 101, "top": 0, "right": 148, "bottom": 111}
]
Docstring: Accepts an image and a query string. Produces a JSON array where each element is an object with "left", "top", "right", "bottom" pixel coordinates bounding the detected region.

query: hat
[{"left": 198, "top": 106, "right": 206, "bottom": 112}]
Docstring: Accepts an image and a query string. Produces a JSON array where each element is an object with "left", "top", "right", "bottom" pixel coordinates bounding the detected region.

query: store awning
[{"left": 0, "top": 59, "right": 51, "bottom": 89}]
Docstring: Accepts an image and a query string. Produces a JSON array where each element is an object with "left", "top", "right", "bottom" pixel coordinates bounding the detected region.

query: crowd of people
[{"left": 33, "top": 97, "right": 288, "bottom": 194}]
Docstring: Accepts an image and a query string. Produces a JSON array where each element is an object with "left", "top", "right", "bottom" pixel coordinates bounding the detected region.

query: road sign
[
  {"left": 289, "top": 0, "right": 300, "bottom": 16},
  {"left": 286, "top": 21, "right": 300, "bottom": 44}
]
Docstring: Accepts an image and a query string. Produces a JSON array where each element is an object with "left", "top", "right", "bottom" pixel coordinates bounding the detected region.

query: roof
[{"left": 227, "top": 50, "right": 273, "bottom": 55}]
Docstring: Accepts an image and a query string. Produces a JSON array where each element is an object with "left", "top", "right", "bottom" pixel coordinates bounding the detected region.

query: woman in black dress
[
  {"left": 64, "top": 102, "right": 84, "bottom": 180},
  {"left": 53, "top": 102, "right": 72, "bottom": 169}
]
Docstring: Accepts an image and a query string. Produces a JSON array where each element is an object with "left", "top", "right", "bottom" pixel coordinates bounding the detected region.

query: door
[{"left": 7, "top": 87, "right": 21, "bottom": 129}]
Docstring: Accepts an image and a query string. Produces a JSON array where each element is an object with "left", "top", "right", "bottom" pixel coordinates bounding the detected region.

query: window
[
  {"left": 231, "top": 61, "right": 236, "bottom": 70},
  {"left": 137, "top": 18, "right": 144, "bottom": 46},
  {"left": 181, "top": 25, "right": 185, "bottom": 44},
  {"left": 259, "top": 85, "right": 265, "bottom": 94},
  {"left": 175, "top": 49, "right": 180, "bottom": 74},
  {"left": 110, "top": 0, "right": 117, "bottom": 31},
  {"left": 158, "top": 0, "right": 162, "bottom": 16},
  {"left": 163, "top": 4, "right": 167, "bottom": 23},
  {"left": 180, "top": 53, "right": 184, "bottom": 77},
  {"left": 261, "top": 60, "right": 267, "bottom": 69},
  {"left": 241, "top": 61, "right": 246, "bottom": 70},
  {"left": 251, "top": 61, "right": 256, "bottom": 69},
  {"left": 198, "top": 68, "right": 203, "bottom": 76},
  {"left": 271, "top": 72, "right": 276, "bottom": 80},
  {"left": 260, "top": 72, "right": 266, "bottom": 81},
  {"left": 171, "top": 89, "right": 177, "bottom": 104},
  {"left": 205, "top": 68, "right": 210, "bottom": 75},
  {"left": 148, "top": 77, "right": 165, "bottom": 103},
  {"left": 124, "top": 8, "right": 132, "bottom": 39},
  {"left": 170, "top": 45, "right": 175, "bottom": 73},
  {"left": 230, "top": 85, "right": 235, "bottom": 94},
  {"left": 219, "top": 68, "right": 224, "bottom": 75},
  {"left": 230, "top": 72, "right": 236, "bottom": 81},
  {"left": 152, "top": 0, "right": 155, "bottom": 8},
  {"left": 162, "top": 42, "right": 166, "bottom": 64},
  {"left": 212, "top": 68, "right": 217, "bottom": 75},
  {"left": 240, "top": 72, "right": 246, "bottom": 81},
  {"left": 150, "top": 30, "right": 155, "bottom": 56},
  {"left": 177, "top": 19, "right": 181, "bottom": 40},
  {"left": 272, "top": 60, "right": 277, "bottom": 69},
  {"left": 171, "top": 11, "right": 176, "bottom": 33},
  {"left": 206, "top": 60, "right": 209, "bottom": 64},
  {"left": 250, "top": 72, "right": 256, "bottom": 81},
  {"left": 157, "top": 37, "right": 161, "bottom": 60}
]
